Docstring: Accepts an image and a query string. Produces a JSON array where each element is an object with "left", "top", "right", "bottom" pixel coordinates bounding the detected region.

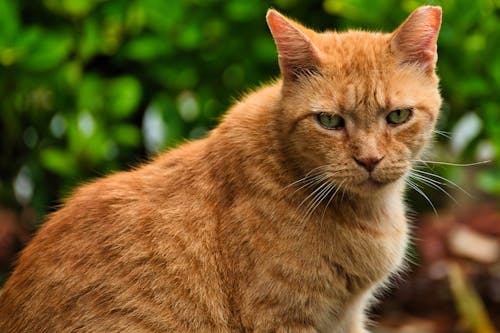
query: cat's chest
[
  {"left": 309, "top": 213, "right": 408, "bottom": 331},
  {"left": 321, "top": 212, "right": 408, "bottom": 287}
]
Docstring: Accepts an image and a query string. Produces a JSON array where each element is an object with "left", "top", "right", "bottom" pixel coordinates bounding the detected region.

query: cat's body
[{"left": 0, "top": 7, "right": 442, "bottom": 333}]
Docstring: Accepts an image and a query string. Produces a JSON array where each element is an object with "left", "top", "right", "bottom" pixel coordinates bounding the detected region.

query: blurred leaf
[
  {"left": 482, "top": 103, "right": 500, "bottom": 152},
  {"left": 44, "top": 0, "right": 98, "bottom": 18},
  {"left": 477, "top": 170, "right": 500, "bottom": 195},
  {"left": 61, "top": 61, "right": 82, "bottom": 87},
  {"left": 225, "top": 0, "right": 262, "bottom": 21},
  {"left": 61, "top": 0, "right": 96, "bottom": 18},
  {"left": 40, "top": 148, "right": 77, "bottom": 176},
  {"left": 176, "top": 23, "right": 202, "bottom": 50},
  {"left": 456, "top": 76, "right": 489, "bottom": 98},
  {"left": 82, "top": 130, "right": 114, "bottom": 162},
  {"left": 107, "top": 76, "right": 142, "bottom": 119},
  {"left": 252, "top": 36, "right": 276, "bottom": 62},
  {"left": 78, "top": 74, "right": 103, "bottom": 112},
  {"left": 490, "top": 54, "right": 500, "bottom": 87},
  {"left": 150, "top": 94, "right": 185, "bottom": 148},
  {"left": 112, "top": 124, "right": 141, "bottom": 147},
  {"left": 18, "top": 30, "right": 72, "bottom": 71},
  {"left": 79, "top": 19, "right": 100, "bottom": 61},
  {"left": 323, "top": 0, "right": 393, "bottom": 25},
  {"left": 143, "top": 0, "right": 183, "bottom": 33},
  {"left": 0, "top": 0, "right": 19, "bottom": 45},
  {"left": 101, "top": 15, "right": 124, "bottom": 54},
  {"left": 5, "top": 27, "right": 41, "bottom": 67},
  {"left": 125, "top": 1, "right": 146, "bottom": 34},
  {"left": 202, "top": 19, "right": 226, "bottom": 45},
  {"left": 122, "top": 35, "right": 171, "bottom": 61}
]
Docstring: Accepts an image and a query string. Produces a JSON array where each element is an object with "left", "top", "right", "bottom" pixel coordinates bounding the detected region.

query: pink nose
[{"left": 354, "top": 156, "right": 383, "bottom": 172}]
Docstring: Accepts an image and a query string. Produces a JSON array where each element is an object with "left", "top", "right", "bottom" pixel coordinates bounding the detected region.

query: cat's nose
[{"left": 354, "top": 156, "right": 383, "bottom": 172}]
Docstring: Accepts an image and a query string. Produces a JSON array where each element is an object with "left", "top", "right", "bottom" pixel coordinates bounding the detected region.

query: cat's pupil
[{"left": 317, "top": 113, "right": 345, "bottom": 130}]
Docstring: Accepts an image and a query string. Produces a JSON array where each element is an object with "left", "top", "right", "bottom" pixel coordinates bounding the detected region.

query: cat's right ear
[{"left": 266, "top": 9, "right": 320, "bottom": 81}]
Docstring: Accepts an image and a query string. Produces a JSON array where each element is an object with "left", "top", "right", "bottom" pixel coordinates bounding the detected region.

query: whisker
[
  {"left": 411, "top": 159, "right": 491, "bottom": 167},
  {"left": 405, "top": 179, "right": 438, "bottom": 215},
  {"left": 433, "top": 130, "right": 452, "bottom": 139},
  {"left": 297, "top": 176, "right": 332, "bottom": 211},
  {"left": 409, "top": 171, "right": 445, "bottom": 187},
  {"left": 291, "top": 177, "right": 331, "bottom": 229},
  {"left": 321, "top": 180, "right": 345, "bottom": 222},
  {"left": 282, "top": 165, "right": 331, "bottom": 190},
  {"left": 411, "top": 168, "right": 473, "bottom": 198},
  {"left": 283, "top": 164, "right": 346, "bottom": 193},
  {"left": 294, "top": 181, "right": 332, "bottom": 230},
  {"left": 339, "top": 180, "right": 348, "bottom": 202},
  {"left": 288, "top": 173, "right": 330, "bottom": 196},
  {"left": 409, "top": 172, "right": 458, "bottom": 204},
  {"left": 409, "top": 170, "right": 447, "bottom": 186},
  {"left": 303, "top": 181, "right": 335, "bottom": 222}
]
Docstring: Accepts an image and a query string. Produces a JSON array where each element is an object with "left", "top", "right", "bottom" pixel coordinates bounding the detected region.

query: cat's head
[{"left": 267, "top": 6, "right": 442, "bottom": 196}]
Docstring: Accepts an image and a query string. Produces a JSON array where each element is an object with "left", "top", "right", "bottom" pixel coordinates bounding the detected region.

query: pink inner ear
[
  {"left": 418, "top": 7, "right": 441, "bottom": 59},
  {"left": 266, "top": 10, "right": 300, "bottom": 60},
  {"left": 266, "top": 9, "right": 319, "bottom": 80},
  {"left": 392, "top": 6, "right": 442, "bottom": 68}
]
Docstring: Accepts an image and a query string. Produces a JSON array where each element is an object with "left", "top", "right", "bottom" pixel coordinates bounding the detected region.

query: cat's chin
[
  {"left": 358, "top": 178, "right": 386, "bottom": 191},
  {"left": 348, "top": 177, "right": 398, "bottom": 196}
]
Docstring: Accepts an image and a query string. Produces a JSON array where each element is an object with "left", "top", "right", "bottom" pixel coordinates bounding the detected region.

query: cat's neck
[{"left": 208, "top": 82, "right": 290, "bottom": 190}]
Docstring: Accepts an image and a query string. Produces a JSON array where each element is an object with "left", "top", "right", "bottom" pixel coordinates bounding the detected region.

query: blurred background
[{"left": 0, "top": 0, "right": 498, "bottom": 331}]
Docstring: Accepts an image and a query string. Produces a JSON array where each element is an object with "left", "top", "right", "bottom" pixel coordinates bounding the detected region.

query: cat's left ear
[
  {"left": 391, "top": 6, "right": 442, "bottom": 72},
  {"left": 266, "top": 9, "right": 320, "bottom": 81}
]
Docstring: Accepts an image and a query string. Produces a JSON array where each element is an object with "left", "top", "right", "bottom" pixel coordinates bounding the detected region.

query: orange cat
[{"left": 0, "top": 6, "right": 442, "bottom": 333}]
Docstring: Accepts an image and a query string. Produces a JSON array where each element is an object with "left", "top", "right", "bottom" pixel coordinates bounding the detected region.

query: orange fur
[{"left": 0, "top": 6, "right": 442, "bottom": 333}]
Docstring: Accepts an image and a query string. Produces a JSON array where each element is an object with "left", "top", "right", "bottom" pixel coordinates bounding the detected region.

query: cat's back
[{"left": 0, "top": 138, "right": 233, "bottom": 332}]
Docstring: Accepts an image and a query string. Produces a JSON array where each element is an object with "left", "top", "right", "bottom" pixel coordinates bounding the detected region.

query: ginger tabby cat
[{"left": 0, "top": 6, "right": 442, "bottom": 333}]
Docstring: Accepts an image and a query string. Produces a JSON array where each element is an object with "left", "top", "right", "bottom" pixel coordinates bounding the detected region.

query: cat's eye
[
  {"left": 386, "top": 108, "right": 412, "bottom": 125},
  {"left": 316, "top": 113, "right": 345, "bottom": 130}
]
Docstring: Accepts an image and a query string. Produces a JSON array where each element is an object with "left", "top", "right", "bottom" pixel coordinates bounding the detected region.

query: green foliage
[{"left": 0, "top": 0, "right": 498, "bottom": 220}]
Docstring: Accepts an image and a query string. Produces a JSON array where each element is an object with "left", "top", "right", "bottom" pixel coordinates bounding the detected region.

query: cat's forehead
[
  {"left": 315, "top": 30, "right": 392, "bottom": 69},
  {"left": 304, "top": 31, "right": 437, "bottom": 112},
  {"left": 306, "top": 64, "right": 437, "bottom": 116}
]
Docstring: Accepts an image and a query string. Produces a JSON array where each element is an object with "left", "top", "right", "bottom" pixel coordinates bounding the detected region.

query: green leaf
[
  {"left": 176, "top": 23, "right": 202, "bottom": 50},
  {"left": 18, "top": 30, "right": 73, "bottom": 71},
  {"left": 40, "top": 148, "right": 77, "bottom": 176},
  {"left": 225, "top": 0, "right": 261, "bottom": 21},
  {"left": 490, "top": 54, "right": 500, "bottom": 87},
  {"left": 0, "top": 0, "right": 19, "bottom": 45},
  {"left": 61, "top": 61, "right": 82, "bottom": 87},
  {"left": 456, "top": 76, "right": 489, "bottom": 98},
  {"left": 79, "top": 19, "right": 100, "bottom": 61},
  {"left": 143, "top": 0, "right": 183, "bottom": 33},
  {"left": 125, "top": 1, "right": 146, "bottom": 34},
  {"left": 78, "top": 74, "right": 104, "bottom": 112},
  {"left": 112, "top": 124, "right": 141, "bottom": 147},
  {"left": 252, "top": 36, "right": 276, "bottom": 62},
  {"left": 477, "top": 170, "right": 500, "bottom": 195},
  {"left": 44, "top": 0, "right": 98, "bottom": 18},
  {"left": 1, "top": 26, "right": 40, "bottom": 66},
  {"left": 107, "top": 76, "right": 142, "bottom": 119},
  {"left": 61, "top": 0, "right": 96, "bottom": 18},
  {"left": 122, "top": 35, "right": 171, "bottom": 61}
]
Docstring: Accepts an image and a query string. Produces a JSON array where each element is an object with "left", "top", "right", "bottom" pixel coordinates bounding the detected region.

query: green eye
[
  {"left": 386, "top": 108, "right": 412, "bottom": 125},
  {"left": 316, "top": 113, "right": 345, "bottom": 130}
]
